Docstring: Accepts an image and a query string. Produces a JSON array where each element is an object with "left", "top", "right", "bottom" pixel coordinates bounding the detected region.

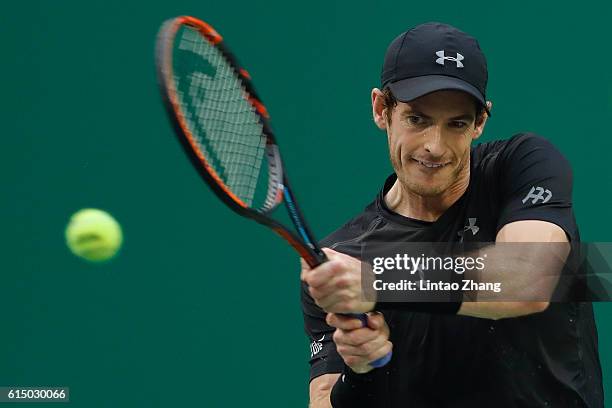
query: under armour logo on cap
[
  {"left": 435, "top": 50, "right": 464, "bottom": 68},
  {"left": 380, "top": 23, "right": 489, "bottom": 115}
]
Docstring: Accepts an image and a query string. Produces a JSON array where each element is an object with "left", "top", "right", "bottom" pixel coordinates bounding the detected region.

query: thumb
[{"left": 321, "top": 247, "right": 340, "bottom": 259}]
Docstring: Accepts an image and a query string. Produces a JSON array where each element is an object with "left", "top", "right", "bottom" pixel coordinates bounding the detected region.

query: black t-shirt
[{"left": 301, "top": 134, "right": 604, "bottom": 407}]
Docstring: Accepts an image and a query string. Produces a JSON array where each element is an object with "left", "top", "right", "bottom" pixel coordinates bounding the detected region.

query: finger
[
  {"left": 365, "top": 340, "right": 393, "bottom": 364},
  {"left": 337, "top": 336, "right": 390, "bottom": 361},
  {"left": 333, "top": 327, "right": 379, "bottom": 348},
  {"left": 326, "top": 313, "right": 364, "bottom": 330},
  {"left": 309, "top": 286, "right": 344, "bottom": 311},
  {"left": 308, "top": 272, "right": 355, "bottom": 303},
  {"left": 308, "top": 280, "right": 336, "bottom": 301},
  {"left": 366, "top": 312, "right": 385, "bottom": 330},
  {"left": 316, "top": 289, "right": 357, "bottom": 313},
  {"left": 321, "top": 247, "right": 341, "bottom": 258},
  {"left": 304, "top": 260, "right": 344, "bottom": 289},
  {"left": 300, "top": 258, "right": 309, "bottom": 281}
]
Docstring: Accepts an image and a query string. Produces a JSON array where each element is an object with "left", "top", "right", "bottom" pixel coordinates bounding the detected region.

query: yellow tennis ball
[{"left": 65, "top": 209, "right": 123, "bottom": 262}]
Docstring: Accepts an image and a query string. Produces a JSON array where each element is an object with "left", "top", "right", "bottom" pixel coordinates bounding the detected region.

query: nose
[{"left": 423, "top": 125, "right": 444, "bottom": 157}]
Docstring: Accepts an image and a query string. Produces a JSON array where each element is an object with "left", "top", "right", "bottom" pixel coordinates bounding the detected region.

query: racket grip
[{"left": 344, "top": 313, "right": 392, "bottom": 368}]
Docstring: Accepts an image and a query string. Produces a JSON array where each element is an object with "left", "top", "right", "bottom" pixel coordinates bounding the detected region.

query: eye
[
  {"left": 407, "top": 115, "right": 425, "bottom": 125},
  {"left": 449, "top": 120, "right": 468, "bottom": 129}
]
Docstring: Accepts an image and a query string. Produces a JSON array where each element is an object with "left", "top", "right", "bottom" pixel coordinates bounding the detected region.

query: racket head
[
  {"left": 156, "top": 16, "right": 283, "bottom": 216},
  {"left": 156, "top": 16, "right": 326, "bottom": 266}
]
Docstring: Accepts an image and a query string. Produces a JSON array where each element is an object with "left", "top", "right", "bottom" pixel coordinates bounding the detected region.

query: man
[{"left": 301, "top": 22, "right": 603, "bottom": 407}]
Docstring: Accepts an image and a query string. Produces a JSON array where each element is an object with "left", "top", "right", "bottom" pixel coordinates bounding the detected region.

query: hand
[
  {"left": 301, "top": 248, "right": 375, "bottom": 314},
  {"left": 327, "top": 312, "right": 392, "bottom": 374}
]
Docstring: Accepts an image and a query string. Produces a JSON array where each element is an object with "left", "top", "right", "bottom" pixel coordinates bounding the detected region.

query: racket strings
[{"left": 173, "top": 26, "right": 271, "bottom": 209}]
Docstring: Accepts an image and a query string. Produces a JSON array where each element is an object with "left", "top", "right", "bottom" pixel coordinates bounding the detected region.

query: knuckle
[
  {"left": 335, "top": 276, "right": 349, "bottom": 288},
  {"left": 330, "top": 259, "right": 344, "bottom": 273}
]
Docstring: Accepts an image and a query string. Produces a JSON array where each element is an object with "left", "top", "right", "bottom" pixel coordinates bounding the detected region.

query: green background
[{"left": 2, "top": 1, "right": 611, "bottom": 406}]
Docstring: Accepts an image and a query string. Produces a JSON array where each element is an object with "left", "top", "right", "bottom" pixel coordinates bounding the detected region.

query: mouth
[{"left": 410, "top": 158, "right": 450, "bottom": 169}]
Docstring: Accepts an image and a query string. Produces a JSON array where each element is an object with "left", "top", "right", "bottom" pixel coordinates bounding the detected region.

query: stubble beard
[{"left": 392, "top": 148, "right": 470, "bottom": 198}]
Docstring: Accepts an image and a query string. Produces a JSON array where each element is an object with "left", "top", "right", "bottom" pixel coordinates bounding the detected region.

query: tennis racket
[{"left": 155, "top": 16, "right": 391, "bottom": 368}]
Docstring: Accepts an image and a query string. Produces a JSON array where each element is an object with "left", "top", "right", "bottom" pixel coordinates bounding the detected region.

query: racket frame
[
  {"left": 156, "top": 15, "right": 392, "bottom": 369},
  {"left": 156, "top": 16, "right": 325, "bottom": 267}
]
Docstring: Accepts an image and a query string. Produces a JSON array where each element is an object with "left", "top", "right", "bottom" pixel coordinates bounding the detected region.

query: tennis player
[{"left": 301, "top": 22, "right": 603, "bottom": 407}]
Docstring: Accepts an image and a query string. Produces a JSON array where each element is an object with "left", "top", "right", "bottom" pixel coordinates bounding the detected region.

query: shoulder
[
  {"left": 319, "top": 201, "right": 380, "bottom": 249},
  {"left": 472, "top": 133, "right": 570, "bottom": 175},
  {"left": 500, "top": 133, "right": 565, "bottom": 159},
  {"left": 474, "top": 133, "right": 566, "bottom": 161}
]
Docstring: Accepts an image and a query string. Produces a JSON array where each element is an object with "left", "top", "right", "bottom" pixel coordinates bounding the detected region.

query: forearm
[
  {"left": 452, "top": 242, "right": 564, "bottom": 319},
  {"left": 310, "top": 374, "right": 340, "bottom": 408},
  {"left": 463, "top": 242, "right": 567, "bottom": 301},
  {"left": 375, "top": 242, "right": 566, "bottom": 319}
]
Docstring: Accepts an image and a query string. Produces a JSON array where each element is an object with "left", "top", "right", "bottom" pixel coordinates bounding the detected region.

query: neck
[{"left": 384, "top": 163, "right": 470, "bottom": 222}]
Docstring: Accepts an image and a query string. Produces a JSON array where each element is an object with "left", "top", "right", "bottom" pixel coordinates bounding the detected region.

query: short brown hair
[{"left": 381, "top": 88, "right": 486, "bottom": 126}]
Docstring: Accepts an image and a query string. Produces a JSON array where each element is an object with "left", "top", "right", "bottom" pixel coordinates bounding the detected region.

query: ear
[
  {"left": 472, "top": 100, "right": 492, "bottom": 141},
  {"left": 371, "top": 88, "right": 387, "bottom": 130}
]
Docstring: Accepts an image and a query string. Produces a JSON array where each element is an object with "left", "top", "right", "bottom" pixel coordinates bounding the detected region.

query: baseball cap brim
[{"left": 387, "top": 75, "right": 490, "bottom": 116}]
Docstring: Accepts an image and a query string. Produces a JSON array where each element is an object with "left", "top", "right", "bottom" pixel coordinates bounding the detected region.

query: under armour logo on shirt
[
  {"left": 463, "top": 218, "right": 479, "bottom": 235},
  {"left": 458, "top": 218, "right": 479, "bottom": 241},
  {"left": 522, "top": 186, "right": 552, "bottom": 204},
  {"left": 436, "top": 50, "right": 464, "bottom": 68}
]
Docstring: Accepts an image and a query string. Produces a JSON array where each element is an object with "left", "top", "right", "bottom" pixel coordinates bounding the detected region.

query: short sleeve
[
  {"left": 301, "top": 281, "right": 344, "bottom": 381},
  {"left": 495, "top": 134, "right": 577, "bottom": 240}
]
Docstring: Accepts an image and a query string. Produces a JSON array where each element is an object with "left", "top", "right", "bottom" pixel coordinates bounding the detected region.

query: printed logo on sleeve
[
  {"left": 522, "top": 186, "right": 552, "bottom": 205},
  {"left": 310, "top": 335, "right": 325, "bottom": 358}
]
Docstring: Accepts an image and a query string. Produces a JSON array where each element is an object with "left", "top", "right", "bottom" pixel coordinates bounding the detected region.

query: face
[{"left": 372, "top": 90, "right": 488, "bottom": 197}]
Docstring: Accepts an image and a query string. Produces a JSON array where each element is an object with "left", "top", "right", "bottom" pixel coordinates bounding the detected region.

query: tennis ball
[{"left": 65, "top": 208, "right": 123, "bottom": 262}]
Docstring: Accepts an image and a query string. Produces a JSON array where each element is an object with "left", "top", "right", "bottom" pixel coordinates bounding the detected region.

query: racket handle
[
  {"left": 300, "top": 242, "right": 392, "bottom": 367},
  {"left": 344, "top": 313, "right": 392, "bottom": 368}
]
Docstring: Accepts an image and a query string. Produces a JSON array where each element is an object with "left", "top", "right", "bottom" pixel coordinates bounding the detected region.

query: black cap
[{"left": 381, "top": 22, "right": 489, "bottom": 115}]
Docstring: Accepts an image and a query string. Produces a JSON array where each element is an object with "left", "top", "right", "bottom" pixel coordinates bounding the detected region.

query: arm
[
  {"left": 310, "top": 374, "right": 340, "bottom": 408},
  {"left": 306, "top": 313, "right": 392, "bottom": 408},
  {"left": 304, "top": 222, "right": 570, "bottom": 320},
  {"left": 458, "top": 219, "right": 570, "bottom": 320},
  {"left": 301, "top": 266, "right": 346, "bottom": 407},
  {"left": 457, "top": 136, "right": 576, "bottom": 319}
]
